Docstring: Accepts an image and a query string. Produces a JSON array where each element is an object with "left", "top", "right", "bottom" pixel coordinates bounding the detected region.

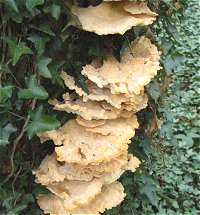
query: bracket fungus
[
  {"left": 71, "top": 1, "right": 157, "bottom": 35},
  {"left": 46, "top": 179, "right": 103, "bottom": 210},
  {"left": 49, "top": 93, "right": 136, "bottom": 120},
  {"left": 82, "top": 37, "right": 161, "bottom": 95},
  {"left": 34, "top": 2, "right": 161, "bottom": 214},
  {"left": 45, "top": 119, "right": 130, "bottom": 165},
  {"left": 61, "top": 71, "right": 148, "bottom": 109},
  {"left": 38, "top": 182, "right": 126, "bottom": 214},
  {"left": 33, "top": 152, "right": 140, "bottom": 186}
]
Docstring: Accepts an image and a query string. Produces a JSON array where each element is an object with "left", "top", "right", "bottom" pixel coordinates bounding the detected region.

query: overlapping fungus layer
[
  {"left": 34, "top": 1, "right": 160, "bottom": 214},
  {"left": 72, "top": 0, "right": 157, "bottom": 35}
]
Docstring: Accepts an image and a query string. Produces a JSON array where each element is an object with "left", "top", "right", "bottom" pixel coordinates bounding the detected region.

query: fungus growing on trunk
[
  {"left": 34, "top": 3, "right": 160, "bottom": 213},
  {"left": 37, "top": 182, "right": 126, "bottom": 214},
  {"left": 71, "top": 1, "right": 157, "bottom": 35}
]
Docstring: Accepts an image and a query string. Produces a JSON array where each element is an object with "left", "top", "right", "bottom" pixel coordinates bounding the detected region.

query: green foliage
[
  {"left": 106, "top": 0, "right": 199, "bottom": 214},
  {"left": 2, "top": 37, "right": 33, "bottom": 66},
  {"left": 26, "top": 0, "right": 44, "bottom": 12},
  {"left": 27, "top": 34, "right": 50, "bottom": 56},
  {"left": 112, "top": 1, "right": 199, "bottom": 214},
  {"left": 0, "top": 85, "right": 12, "bottom": 102},
  {"left": 0, "top": 124, "right": 17, "bottom": 147},
  {"left": 18, "top": 75, "right": 48, "bottom": 99},
  {"left": 36, "top": 56, "right": 52, "bottom": 78},
  {"left": 2, "top": 0, "right": 19, "bottom": 13},
  {"left": 25, "top": 106, "right": 60, "bottom": 139},
  {"left": 0, "top": 0, "right": 198, "bottom": 214}
]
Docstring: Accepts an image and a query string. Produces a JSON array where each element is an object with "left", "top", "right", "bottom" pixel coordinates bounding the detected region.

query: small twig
[
  {"left": 1, "top": 99, "right": 36, "bottom": 185},
  {"left": 10, "top": 72, "right": 22, "bottom": 87},
  {"left": 12, "top": 166, "right": 22, "bottom": 198},
  {"left": 6, "top": 59, "right": 11, "bottom": 66},
  {"left": 7, "top": 111, "right": 26, "bottom": 120}
]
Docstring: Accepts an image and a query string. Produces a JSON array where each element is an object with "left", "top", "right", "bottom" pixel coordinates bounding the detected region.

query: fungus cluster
[
  {"left": 33, "top": 1, "right": 160, "bottom": 214},
  {"left": 72, "top": 1, "right": 157, "bottom": 35}
]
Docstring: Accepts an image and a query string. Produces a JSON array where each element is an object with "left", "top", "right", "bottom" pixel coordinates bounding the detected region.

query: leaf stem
[
  {"left": 1, "top": 99, "right": 36, "bottom": 186},
  {"left": 7, "top": 111, "right": 26, "bottom": 119}
]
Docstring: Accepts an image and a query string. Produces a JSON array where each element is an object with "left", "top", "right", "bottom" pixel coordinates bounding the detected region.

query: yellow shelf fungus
[
  {"left": 34, "top": 2, "right": 160, "bottom": 214},
  {"left": 72, "top": 1, "right": 157, "bottom": 35},
  {"left": 38, "top": 182, "right": 126, "bottom": 214},
  {"left": 82, "top": 37, "right": 161, "bottom": 95}
]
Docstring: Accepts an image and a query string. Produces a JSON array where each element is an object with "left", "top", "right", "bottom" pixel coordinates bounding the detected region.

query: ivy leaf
[
  {"left": 147, "top": 82, "right": 161, "bottom": 102},
  {"left": 160, "top": 122, "right": 173, "bottom": 138},
  {"left": 27, "top": 34, "right": 50, "bottom": 55},
  {"left": 162, "top": 55, "right": 177, "bottom": 74},
  {"left": 38, "top": 24, "right": 55, "bottom": 36},
  {"left": 36, "top": 56, "right": 52, "bottom": 78},
  {"left": 75, "top": 76, "right": 89, "bottom": 94},
  {"left": 0, "top": 64, "right": 11, "bottom": 74},
  {"left": 29, "top": 24, "right": 55, "bottom": 36},
  {"left": 26, "top": 0, "right": 44, "bottom": 12},
  {"left": 163, "top": 0, "right": 176, "bottom": 10},
  {"left": 162, "top": 38, "right": 173, "bottom": 55},
  {"left": 51, "top": 4, "right": 61, "bottom": 21},
  {"left": 43, "top": 3, "right": 61, "bottom": 20},
  {"left": 173, "top": 53, "right": 185, "bottom": 65},
  {"left": 139, "top": 137, "right": 153, "bottom": 157},
  {"left": 0, "top": 85, "right": 12, "bottom": 102},
  {"left": 167, "top": 21, "right": 183, "bottom": 45},
  {"left": 25, "top": 106, "right": 60, "bottom": 138},
  {"left": 0, "top": 123, "right": 17, "bottom": 147},
  {"left": 18, "top": 75, "right": 48, "bottom": 99},
  {"left": 2, "top": 37, "right": 33, "bottom": 66},
  {"left": 3, "top": 10, "right": 25, "bottom": 24},
  {"left": 2, "top": 0, "right": 19, "bottom": 12},
  {"left": 62, "top": 12, "right": 81, "bottom": 31},
  {"left": 163, "top": 53, "right": 185, "bottom": 75},
  {"left": 5, "top": 204, "right": 27, "bottom": 213},
  {"left": 49, "top": 61, "right": 65, "bottom": 87},
  {"left": 32, "top": 184, "right": 51, "bottom": 195},
  {"left": 21, "top": 194, "right": 35, "bottom": 205},
  {"left": 139, "top": 175, "right": 159, "bottom": 206}
]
